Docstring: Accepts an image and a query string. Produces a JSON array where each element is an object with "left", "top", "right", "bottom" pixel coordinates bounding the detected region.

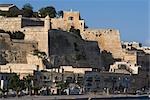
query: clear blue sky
[{"left": 0, "top": 0, "right": 149, "bottom": 46}]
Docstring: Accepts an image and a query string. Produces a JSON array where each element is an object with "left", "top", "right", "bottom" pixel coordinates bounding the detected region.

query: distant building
[
  {"left": 84, "top": 71, "right": 132, "bottom": 94},
  {"left": 0, "top": 64, "right": 40, "bottom": 79},
  {"left": 33, "top": 68, "right": 86, "bottom": 90},
  {"left": 109, "top": 61, "right": 140, "bottom": 74},
  {"left": 122, "top": 41, "right": 150, "bottom": 73},
  {"left": 0, "top": 4, "right": 19, "bottom": 11},
  {"left": 122, "top": 41, "right": 142, "bottom": 50},
  {"left": 0, "top": 72, "right": 16, "bottom": 90}
]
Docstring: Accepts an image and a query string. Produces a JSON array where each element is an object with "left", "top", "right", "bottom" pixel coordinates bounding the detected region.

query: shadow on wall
[
  {"left": 101, "top": 50, "right": 115, "bottom": 71},
  {"left": 47, "top": 29, "right": 101, "bottom": 68}
]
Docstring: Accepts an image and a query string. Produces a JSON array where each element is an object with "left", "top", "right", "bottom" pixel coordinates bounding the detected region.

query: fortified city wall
[
  {"left": 0, "top": 11, "right": 123, "bottom": 59},
  {"left": 51, "top": 11, "right": 84, "bottom": 32},
  {"left": 0, "top": 17, "right": 22, "bottom": 31},
  {"left": 82, "top": 29, "right": 123, "bottom": 59},
  {"left": 0, "top": 16, "right": 50, "bottom": 55}
]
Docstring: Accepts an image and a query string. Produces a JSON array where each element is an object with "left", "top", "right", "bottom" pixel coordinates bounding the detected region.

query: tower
[{"left": 44, "top": 15, "right": 51, "bottom": 31}]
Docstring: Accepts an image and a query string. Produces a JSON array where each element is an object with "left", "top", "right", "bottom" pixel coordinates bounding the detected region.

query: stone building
[
  {"left": 33, "top": 69, "right": 86, "bottom": 90},
  {"left": 121, "top": 41, "right": 150, "bottom": 91},
  {"left": 51, "top": 10, "right": 85, "bottom": 32},
  {"left": 0, "top": 72, "right": 16, "bottom": 90},
  {"left": 84, "top": 71, "right": 132, "bottom": 94},
  {"left": 109, "top": 62, "right": 140, "bottom": 74},
  {"left": 0, "top": 4, "right": 19, "bottom": 12},
  {"left": 0, "top": 8, "right": 123, "bottom": 60}
]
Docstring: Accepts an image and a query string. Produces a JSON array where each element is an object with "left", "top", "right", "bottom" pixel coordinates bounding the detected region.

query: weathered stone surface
[
  {"left": 82, "top": 29, "right": 123, "bottom": 59},
  {"left": 0, "top": 33, "right": 38, "bottom": 64},
  {"left": 48, "top": 29, "right": 101, "bottom": 68}
]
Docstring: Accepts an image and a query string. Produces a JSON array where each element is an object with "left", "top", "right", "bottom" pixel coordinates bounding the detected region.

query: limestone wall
[
  {"left": 60, "top": 66, "right": 92, "bottom": 74},
  {"left": 22, "top": 26, "right": 49, "bottom": 54},
  {"left": 51, "top": 11, "right": 84, "bottom": 32},
  {"left": 11, "top": 39, "right": 38, "bottom": 52},
  {"left": 26, "top": 54, "right": 45, "bottom": 70},
  {"left": 22, "top": 18, "right": 44, "bottom": 27},
  {"left": 0, "top": 33, "right": 11, "bottom": 50},
  {"left": 122, "top": 50, "right": 137, "bottom": 64},
  {"left": 0, "top": 63, "right": 38, "bottom": 79},
  {"left": 82, "top": 29, "right": 123, "bottom": 59},
  {"left": 0, "top": 17, "right": 22, "bottom": 31},
  {"left": 0, "top": 32, "right": 38, "bottom": 64},
  {"left": 48, "top": 30, "right": 101, "bottom": 68}
]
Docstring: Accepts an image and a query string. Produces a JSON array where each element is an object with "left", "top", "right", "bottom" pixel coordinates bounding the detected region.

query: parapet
[{"left": 84, "top": 28, "right": 119, "bottom": 35}]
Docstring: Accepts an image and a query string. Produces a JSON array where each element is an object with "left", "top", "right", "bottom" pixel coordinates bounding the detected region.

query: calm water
[{"left": 91, "top": 96, "right": 150, "bottom": 100}]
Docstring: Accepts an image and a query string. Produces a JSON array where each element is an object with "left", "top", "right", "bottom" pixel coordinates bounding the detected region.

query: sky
[{"left": 0, "top": 0, "right": 149, "bottom": 46}]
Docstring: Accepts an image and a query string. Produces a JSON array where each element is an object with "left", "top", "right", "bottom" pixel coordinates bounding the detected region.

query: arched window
[{"left": 68, "top": 16, "right": 73, "bottom": 20}]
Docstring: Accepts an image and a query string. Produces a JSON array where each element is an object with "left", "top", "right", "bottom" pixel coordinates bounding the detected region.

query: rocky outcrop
[
  {"left": 48, "top": 29, "right": 101, "bottom": 68},
  {"left": 0, "top": 33, "right": 37, "bottom": 64}
]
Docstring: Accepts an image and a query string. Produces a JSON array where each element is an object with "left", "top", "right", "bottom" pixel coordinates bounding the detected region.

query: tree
[
  {"left": 0, "top": 54, "right": 8, "bottom": 65},
  {"left": 101, "top": 50, "right": 115, "bottom": 71},
  {"left": 11, "top": 31, "right": 25, "bottom": 40},
  {"left": 57, "top": 10, "right": 63, "bottom": 17},
  {"left": 0, "top": 29, "right": 25, "bottom": 40},
  {"left": 22, "top": 3, "right": 33, "bottom": 17},
  {"left": 0, "top": 7, "right": 20, "bottom": 17},
  {"left": 8, "top": 74, "right": 21, "bottom": 95},
  {"left": 23, "top": 75, "right": 33, "bottom": 95},
  {"left": 56, "top": 82, "right": 68, "bottom": 94},
  {"left": 69, "top": 26, "right": 82, "bottom": 38},
  {"left": 39, "top": 6, "right": 56, "bottom": 18}
]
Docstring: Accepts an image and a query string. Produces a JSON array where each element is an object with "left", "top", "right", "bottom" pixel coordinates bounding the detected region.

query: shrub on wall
[
  {"left": 0, "top": 8, "right": 20, "bottom": 17},
  {"left": 0, "top": 29, "right": 25, "bottom": 40},
  {"left": 69, "top": 26, "right": 82, "bottom": 38},
  {"left": 11, "top": 31, "right": 25, "bottom": 40}
]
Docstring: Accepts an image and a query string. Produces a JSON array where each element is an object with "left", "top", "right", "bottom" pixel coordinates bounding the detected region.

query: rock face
[
  {"left": 0, "top": 33, "right": 38, "bottom": 64},
  {"left": 48, "top": 30, "right": 101, "bottom": 68}
]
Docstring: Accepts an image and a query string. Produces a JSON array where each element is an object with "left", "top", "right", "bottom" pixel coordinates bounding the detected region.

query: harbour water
[{"left": 1, "top": 95, "right": 150, "bottom": 100}]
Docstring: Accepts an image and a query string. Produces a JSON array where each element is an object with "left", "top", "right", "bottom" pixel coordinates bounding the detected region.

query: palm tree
[
  {"left": 23, "top": 75, "right": 33, "bottom": 95},
  {"left": 8, "top": 74, "right": 21, "bottom": 96}
]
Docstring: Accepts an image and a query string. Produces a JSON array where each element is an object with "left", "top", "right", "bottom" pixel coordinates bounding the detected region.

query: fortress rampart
[
  {"left": 0, "top": 11, "right": 123, "bottom": 59},
  {"left": 82, "top": 29, "right": 123, "bottom": 59},
  {"left": 0, "top": 17, "right": 22, "bottom": 31}
]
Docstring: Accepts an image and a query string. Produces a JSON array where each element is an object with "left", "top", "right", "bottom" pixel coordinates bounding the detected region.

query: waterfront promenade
[{"left": 1, "top": 94, "right": 149, "bottom": 100}]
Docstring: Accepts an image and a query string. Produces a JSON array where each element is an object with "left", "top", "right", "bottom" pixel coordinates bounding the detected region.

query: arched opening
[{"left": 68, "top": 16, "right": 74, "bottom": 20}]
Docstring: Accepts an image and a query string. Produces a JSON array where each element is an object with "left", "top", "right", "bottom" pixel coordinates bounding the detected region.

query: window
[{"left": 68, "top": 16, "right": 73, "bottom": 20}]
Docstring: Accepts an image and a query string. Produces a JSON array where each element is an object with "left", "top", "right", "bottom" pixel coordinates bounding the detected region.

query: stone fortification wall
[
  {"left": 0, "top": 17, "right": 44, "bottom": 32},
  {"left": 48, "top": 30, "right": 101, "bottom": 68},
  {"left": 122, "top": 50, "right": 137, "bottom": 64},
  {"left": 0, "top": 13, "right": 83, "bottom": 55},
  {"left": 51, "top": 18, "right": 84, "bottom": 32},
  {"left": 11, "top": 39, "right": 38, "bottom": 52},
  {"left": 51, "top": 18, "right": 64, "bottom": 30},
  {"left": 22, "top": 26, "right": 49, "bottom": 54},
  {"left": 22, "top": 18, "right": 44, "bottom": 27},
  {"left": 51, "top": 11, "right": 84, "bottom": 32},
  {"left": 0, "top": 17, "right": 22, "bottom": 31},
  {"left": 26, "top": 54, "right": 44, "bottom": 70},
  {"left": 0, "top": 32, "right": 38, "bottom": 64},
  {"left": 0, "top": 33, "right": 11, "bottom": 50},
  {"left": 82, "top": 29, "right": 123, "bottom": 59},
  {"left": 0, "top": 64, "right": 39, "bottom": 79}
]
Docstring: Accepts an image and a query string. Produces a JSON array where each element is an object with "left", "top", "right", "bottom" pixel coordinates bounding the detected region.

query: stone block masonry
[{"left": 82, "top": 29, "right": 123, "bottom": 59}]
